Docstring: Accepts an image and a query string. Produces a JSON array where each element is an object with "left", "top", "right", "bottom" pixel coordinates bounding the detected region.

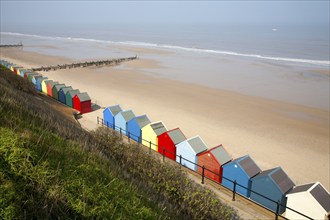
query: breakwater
[
  {"left": 32, "top": 56, "right": 138, "bottom": 71},
  {"left": 0, "top": 42, "right": 23, "bottom": 48}
]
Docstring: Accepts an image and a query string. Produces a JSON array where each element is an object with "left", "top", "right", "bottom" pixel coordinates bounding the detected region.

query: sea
[
  {"left": 1, "top": 22, "right": 329, "bottom": 109},
  {"left": 1, "top": 22, "right": 329, "bottom": 65}
]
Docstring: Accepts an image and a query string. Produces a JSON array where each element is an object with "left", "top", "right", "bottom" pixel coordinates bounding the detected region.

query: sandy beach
[{"left": 1, "top": 46, "right": 329, "bottom": 191}]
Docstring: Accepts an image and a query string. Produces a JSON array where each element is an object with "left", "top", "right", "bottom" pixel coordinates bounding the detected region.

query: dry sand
[{"left": 1, "top": 47, "right": 329, "bottom": 191}]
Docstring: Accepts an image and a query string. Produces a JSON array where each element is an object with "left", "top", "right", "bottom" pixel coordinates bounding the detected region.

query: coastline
[{"left": 1, "top": 46, "right": 329, "bottom": 190}]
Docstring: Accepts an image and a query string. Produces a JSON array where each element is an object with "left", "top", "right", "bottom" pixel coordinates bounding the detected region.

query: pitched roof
[
  {"left": 59, "top": 86, "right": 73, "bottom": 94},
  {"left": 187, "top": 136, "right": 208, "bottom": 154},
  {"left": 108, "top": 105, "right": 122, "bottom": 116},
  {"left": 48, "top": 81, "right": 59, "bottom": 87},
  {"left": 37, "top": 76, "right": 48, "bottom": 82},
  {"left": 121, "top": 110, "right": 135, "bottom": 122},
  {"left": 67, "top": 89, "right": 80, "bottom": 97},
  {"left": 211, "top": 145, "right": 232, "bottom": 165},
  {"left": 76, "top": 92, "right": 91, "bottom": 102},
  {"left": 53, "top": 84, "right": 66, "bottom": 91},
  {"left": 270, "top": 167, "right": 295, "bottom": 193},
  {"left": 168, "top": 128, "right": 186, "bottom": 145},
  {"left": 287, "top": 183, "right": 315, "bottom": 194},
  {"left": 235, "top": 155, "right": 261, "bottom": 178},
  {"left": 150, "top": 121, "right": 167, "bottom": 136},
  {"left": 134, "top": 115, "right": 151, "bottom": 128},
  {"left": 310, "top": 183, "right": 330, "bottom": 212},
  {"left": 42, "top": 79, "right": 53, "bottom": 85}
]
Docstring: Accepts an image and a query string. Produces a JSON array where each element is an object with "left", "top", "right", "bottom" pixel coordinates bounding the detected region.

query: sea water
[{"left": 1, "top": 22, "right": 329, "bottom": 109}]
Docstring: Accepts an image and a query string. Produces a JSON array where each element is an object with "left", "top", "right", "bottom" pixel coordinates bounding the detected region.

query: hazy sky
[{"left": 1, "top": 1, "right": 329, "bottom": 28}]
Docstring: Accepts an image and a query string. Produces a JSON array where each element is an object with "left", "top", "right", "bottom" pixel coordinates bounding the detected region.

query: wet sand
[{"left": 1, "top": 47, "right": 329, "bottom": 191}]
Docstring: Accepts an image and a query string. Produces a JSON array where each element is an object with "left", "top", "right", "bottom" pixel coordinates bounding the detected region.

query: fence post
[
  {"left": 275, "top": 200, "right": 280, "bottom": 220},
  {"left": 149, "top": 141, "right": 151, "bottom": 153},
  {"left": 179, "top": 155, "right": 182, "bottom": 169},
  {"left": 107, "top": 121, "right": 109, "bottom": 128},
  {"left": 163, "top": 149, "right": 165, "bottom": 162},
  {"left": 128, "top": 132, "right": 130, "bottom": 142},
  {"left": 201, "top": 166, "right": 205, "bottom": 184},
  {"left": 232, "top": 180, "right": 237, "bottom": 201},
  {"left": 97, "top": 116, "right": 99, "bottom": 125},
  {"left": 120, "top": 127, "right": 122, "bottom": 139},
  {"left": 101, "top": 118, "right": 104, "bottom": 127}
]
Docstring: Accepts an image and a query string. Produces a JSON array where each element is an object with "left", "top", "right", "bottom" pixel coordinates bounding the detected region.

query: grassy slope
[{"left": 0, "top": 65, "right": 239, "bottom": 220}]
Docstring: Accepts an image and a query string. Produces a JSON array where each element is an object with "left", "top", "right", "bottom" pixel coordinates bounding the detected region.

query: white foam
[{"left": 2, "top": 32, "right": 329, "bottom": 66}]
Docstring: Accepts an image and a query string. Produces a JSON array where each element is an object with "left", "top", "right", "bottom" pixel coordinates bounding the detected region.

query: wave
[{"left": 2, "top": 31, "right": 329, "bottom": 66}]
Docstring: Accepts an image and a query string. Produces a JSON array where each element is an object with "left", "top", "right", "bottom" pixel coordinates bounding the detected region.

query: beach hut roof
[
  {"left": 68, "top": 89, "right": 80, "bottom": 96},
  {"left": 60, "top": 86, "right": 73, "bottom": 94},
  {"left": 54, "top": 84, "right": 66, "bottom": 90},
  {"left": 168, "top": 128, "right": 186, "bottom": 145},
  {"left": 187, "top": 136, "right": 208, "bottom": 154},
  {"left": 134, "top": 115, "right": 150, "bottom": 128},
  {"left": 76, "top": 92, "right": 91, "bottom": 102},
  {"left": 210, "top": 145, "right": 232, "bottom": 165},
  {"left": 108, "top": 105, "right": 122, "bottom": 116},
  {"left": 48, "top": 81, "right": 59, "bottom": 87},
  {"left": 150, "top": 121, "right": 167, "bottom": 136},
  {"left": 43, "top": 79, "right": 53, "bottom": 84},
  {"left": 256, "top": 167, "right": 295, "bottom": 193},
  {"left": 37, "top": 76, "right": 48, "bottom": 82},
  {"left": 121, "top": 110, "right": 135, "bottom": 122},
  {"left": 288, "top": 182, "right": 330, "bottom": 212},
  {"left": 233, "top": 155, "right": 261, "bottom": 178}
]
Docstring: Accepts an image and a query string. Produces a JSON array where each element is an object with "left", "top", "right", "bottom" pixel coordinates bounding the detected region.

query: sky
[{"left": 1, "top": 1, "right": 329, "bottom": 29}]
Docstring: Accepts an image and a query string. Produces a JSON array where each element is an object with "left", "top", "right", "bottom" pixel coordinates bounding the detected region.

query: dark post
[
  {"left": 179, "top": 155, "right": 182, "bottom": 166},
  {"left": 113, "top": 123, "right": 115, "bottom": 130},
  {"left": 232, "top": 180, "right": 237, "bottom": 201},
  {"left": 128, "top": 132, "right": 130, "bottom": 142},
  {"left": 201, "top": 166, "right": 205, "bottom": 184},
  {"left": 163, "top": 149, "right": 165, "bottom": 162},
  {"left": 97, "top": 116, "right": 99, "bottom": 125},
  {"left": 120, "top": 127, "right": 122, "bottom": 139},
  {"left": 106, "top": 121, "right": 109, "bottom": 129},
  {"left": 275, "top": 201, "right": 280, "bottom": 220},
  {"left": 149, "top": 141, "right": 151, "bottom": 153}
]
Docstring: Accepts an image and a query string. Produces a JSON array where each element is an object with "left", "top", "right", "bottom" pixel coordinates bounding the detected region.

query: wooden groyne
[
  {"left": 32, "top": 56, "right": 138, "bottom": 72},
  {"left": 0, "top": 42, "right": 23, "bottom": 48}
]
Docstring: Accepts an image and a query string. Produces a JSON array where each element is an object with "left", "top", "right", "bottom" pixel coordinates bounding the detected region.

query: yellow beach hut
[
  {"left": 42, "top": 80, "right": 52, "bottom": 94},
  {"left": 141, "top": 121, "right": 167, "bottom": 151}
]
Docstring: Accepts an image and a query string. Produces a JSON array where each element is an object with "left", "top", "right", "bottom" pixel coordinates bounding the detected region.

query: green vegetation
[{"left": 0, "top": 65, "right": 240, "bottom": 219}]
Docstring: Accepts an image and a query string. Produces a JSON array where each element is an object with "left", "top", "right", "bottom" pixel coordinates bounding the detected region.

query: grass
[{"left": 0, "top": 65, "right": 240, "bottom": 219}]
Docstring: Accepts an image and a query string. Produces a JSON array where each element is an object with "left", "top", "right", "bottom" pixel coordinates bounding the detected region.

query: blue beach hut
[
  {"left": 32, "top": 75, "right": 43, "bottom": 88},
  {"left": 222, "top": 155, "right": 261, "bottom": 197},
  {"left": 58, "top": 86, "right": 73, "bottom": 104},
  {"left": 103, "top": 105, "right": 123, "bottom": 129},
  {"left": 36, "top": 77, "right": 48, "bottom": 92},
  {"left": 250, "top": 167, "right": 295, "bottom": 214},
  {"left": 126, "top": 115, "right": 151, "bottom": 143},
  {"left": 114, "top": 110, "right": 135, "bottom": 135},
  {"left": 176, "top": 136, "right": 208, "bottom": 171}
]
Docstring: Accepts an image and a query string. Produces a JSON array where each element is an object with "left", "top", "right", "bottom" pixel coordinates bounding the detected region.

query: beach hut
[
  {"left": 222, "top": 155, "right": 261, "bottom": 197},
  {"left": 10, "top": 65, "right": 21, "bottom": 74},
  {"left": 127, "top": 115, "right": 151, "bottom": 143},
  {"left": 285, "top": 182, "right": 330, "bottom": 220},
  {"left": 46, "top": 81, "right": 58, "bottom": 97},
  {"left": 58, "top": 86, "right": 73, "bottom": 104},
  {"left": 176, "top": 136, "right": 208, "bottom": 171},
  {"left": 103, "top": 105, "right": 122, "bottom": 129},
  {"left": 141, "top": 121, "right": 167, "bottom": 151},
  {"left": 158, "top": 128, "right": 186, "bottom": 161},
  {"left": 36, "top": 77, "right": 48, "bottom": 92},
  {"left": 41, "top": 79, "right": 52, "bottom": 94},
  {"left": 66, "top": 89, "right": 80, "bottom": 108},
  {"left": 17, "top": 68, "right": 28, "bottom": 77},
  {"left": 73, "top": 92, "right": 92, "bottom": 114},
  {"left": 52, "top": 84, "right": 66, "bottom": 100},
  {"left": 27, "top": 73, "right": 39, "bottom": 82},
  {"left": 250, "top": 167, "right": 295, "bottom": 214},
  {"left": 114, "top": 110, "right": 135, "bottom": 135},
  {"left": 32, "top": 75, "right": 43, "bottom": 89},
  {"left": 197, "top": 145, "right": 232, "bottom": 183}
]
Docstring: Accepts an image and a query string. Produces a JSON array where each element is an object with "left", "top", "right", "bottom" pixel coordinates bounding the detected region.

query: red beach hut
[
  {"left": 157, "top": 128, "right": 186, "bottom": 160},
  {"left": 46, "top": 81, "right": 58, "bottom": 97},
  {"left": 73, "top": 92, "right": 92, "bottom": 114},
  {"left": 197, "top": 145, "right": 232, "bottom": 183}
]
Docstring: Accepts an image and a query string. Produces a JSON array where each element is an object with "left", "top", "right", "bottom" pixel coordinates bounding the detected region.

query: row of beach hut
[
  {"left": 1, "top": 59, "right": 329, "bottom": 219},
  {"left": 0, "top": 60, "right": 92, "bottom": 114},
  {"left": 102, "top": 105, "right": 329, "bottom": 218}
]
